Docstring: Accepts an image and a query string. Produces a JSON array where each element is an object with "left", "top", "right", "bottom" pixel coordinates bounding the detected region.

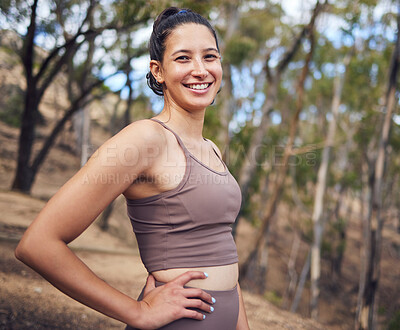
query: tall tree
[
  {"left": 355, "top": 3, "right": 400, "bottom": 328},
  {"left": 214, "top": 0, "right": 240, "bottom": 155},
  {"left": 232, "top": 0, "right": 326, "bottom": 237},
  {"left": 310, "top": 51, "right": 352, "bottom": 319},
  {"left": 3, "top": 0, "right": 151, "bottom": 193},
  {"left": 240, "top": 18, "right": 318, "bottom": 288}
]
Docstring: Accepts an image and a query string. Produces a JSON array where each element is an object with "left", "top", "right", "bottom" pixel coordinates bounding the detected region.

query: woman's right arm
[{"left": 15, "top": 120, "right": 214, "bottom": 329}]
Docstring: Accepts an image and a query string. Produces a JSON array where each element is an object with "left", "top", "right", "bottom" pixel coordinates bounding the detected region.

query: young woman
[{"left": 15, "top": 7, "right": 249, "bottom": 330}]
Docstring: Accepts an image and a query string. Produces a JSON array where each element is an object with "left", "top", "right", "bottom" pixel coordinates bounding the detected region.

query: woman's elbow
[
  {"left": 15, "top": 237, "right": 31, "bottom": 263},
  {"left": 14, "top": 233, "right": 42, "bottom": 265}
]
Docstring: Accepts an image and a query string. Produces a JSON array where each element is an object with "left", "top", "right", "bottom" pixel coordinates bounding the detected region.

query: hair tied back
[{"left": 147, "top": 7, "right": 220, "bottom": 96}]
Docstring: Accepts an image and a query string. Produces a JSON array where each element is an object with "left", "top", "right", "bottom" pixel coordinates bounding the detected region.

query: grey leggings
[{"left": 125, "top": 280, "right": 239, "bottom": 330}]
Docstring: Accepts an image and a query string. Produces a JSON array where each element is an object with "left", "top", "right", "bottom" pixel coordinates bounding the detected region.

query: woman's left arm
[{"left": 237, "top": 283, "right": 250, "bottom": 330}]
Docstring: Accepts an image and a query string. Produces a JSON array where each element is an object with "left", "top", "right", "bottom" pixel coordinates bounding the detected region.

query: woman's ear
[{"left": 150, "top": 60, "right": 164, "bottom": 84}]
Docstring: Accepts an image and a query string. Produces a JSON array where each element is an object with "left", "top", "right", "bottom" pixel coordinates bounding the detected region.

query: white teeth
[{"left": 188, "top": 83, "right": 209, "bottom": 90}]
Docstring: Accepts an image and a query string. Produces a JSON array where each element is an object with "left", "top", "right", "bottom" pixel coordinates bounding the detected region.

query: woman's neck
[{"left": 156, "top": 104, "right": 206, "bottom": 143}]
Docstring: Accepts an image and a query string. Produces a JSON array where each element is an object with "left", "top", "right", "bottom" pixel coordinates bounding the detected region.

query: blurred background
[{"left": 0, "top": 0, "right": 399, "bottom": 329}]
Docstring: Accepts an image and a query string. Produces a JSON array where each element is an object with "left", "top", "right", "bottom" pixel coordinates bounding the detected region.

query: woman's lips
[{"left": 184, "top": 82, "right": 212, "bottom": 90}]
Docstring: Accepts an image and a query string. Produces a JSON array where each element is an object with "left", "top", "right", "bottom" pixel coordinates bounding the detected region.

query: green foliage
[
  {"left": 240, "top": 5, "right": 282, "bottom": 46},
  {"left": 321, "top": 239, "right": 332, "bottom": 255},
  {"left": 113, "top": 0, "right": 153, "bottom": 26},
  {"left": 0, "top": 84, "right": 24, "bottom": 127},
  {"left": 0, "top": 0, "right": 31, "bottom": 25},
  {"left": 177, "top": 0, "right": 214, "bottom": 16},
  {"left": 228, "top": 122, "right": 256, "bottom": 174},
  {"left": 264, "top": 290, "right": 282, "bottom": 306},
  {"left": 340, "top": 168, "right": 361, "bottom": 190},
  {"left": 388, "top": 310, "right": 400, "bottom": 330},
  {"left": 322, "top": 217, "right": 347, "bottom": 266},
  {"left": 301, "top": 218, "right": 314, "bottom": 244},
  {"left": 131, "top": 94, "right": 152, "bottom": 119},
  {"left": 224, "top": 36, "right": 257, "bottom": 66},
  {"left": 390, "top": 121, "right": 400, "bottom": 152},
  {"left": 378, "top": 306, "right": 386, "bottom": 315},
  {"left": 203, "top": 103, "right": 223, "bottom": 144}
]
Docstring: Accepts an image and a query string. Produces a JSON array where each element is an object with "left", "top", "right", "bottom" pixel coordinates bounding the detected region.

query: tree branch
[
  {"left": 277, "top": 0, "right": 324, "bottom": 74},
  {"left": 36, "top": 0, "right": 98, "bottom": 82},
  {"left": 21, "top": 0, "right": 39, "bottom": 82},
  {"left": 31, "top": 72, "right": 119, "bottom": 173}
]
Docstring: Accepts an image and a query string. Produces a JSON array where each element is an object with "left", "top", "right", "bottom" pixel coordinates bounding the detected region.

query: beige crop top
[{"left": 126, "top": 118, "right": 242, "bottom": 273}]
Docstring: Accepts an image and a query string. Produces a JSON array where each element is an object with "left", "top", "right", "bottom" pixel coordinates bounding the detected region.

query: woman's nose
[{"left": 191, "top": 60, "right": 208, "bottom": 78}]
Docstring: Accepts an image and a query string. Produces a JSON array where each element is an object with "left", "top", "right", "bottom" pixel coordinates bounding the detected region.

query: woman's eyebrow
[
  {"left": 171, "top": 47, "right": 219, "bottom": 56},
  {"left": 204, "top": 47, "right": 219, "bottom": 53},
  {"left": 171, "top": 49, "right": 191, "bottom": 56}
]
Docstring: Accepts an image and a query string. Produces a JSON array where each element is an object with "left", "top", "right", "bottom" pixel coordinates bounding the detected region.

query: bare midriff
[{"left": 152, "top": 263, "right": 238, "bottom": 291}]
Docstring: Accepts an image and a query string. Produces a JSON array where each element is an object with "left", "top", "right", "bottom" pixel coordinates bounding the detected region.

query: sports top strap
[
  {"left": 149, "top": 118, "right": 223, "bottom": 162},
  {"left": 149, "top": 118, "right": 189, "bottom": 154}
]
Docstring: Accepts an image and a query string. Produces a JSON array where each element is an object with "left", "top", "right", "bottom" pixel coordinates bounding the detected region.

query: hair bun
[{"left": 153, "top": 7, "right": 180, "bottom": 32}]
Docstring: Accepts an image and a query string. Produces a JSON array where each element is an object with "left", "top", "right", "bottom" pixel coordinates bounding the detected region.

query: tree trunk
[
  {"left": 99, "top": 56, "right": 135, "bottom": 232},
  {"left": 240, "top": 28, "right": 316, "bottom": 287},
  {"left": 331, "top": 193, "right": 350, "bottom": 282},
  {"left": 217, "top": 2, "right": 239, "bottom": 157},
  {"left": 11, "top": 0, "right": 39, "bottom": 193},
  {"left": 10, "top": 0, "right": 146, "bottom": 194},
  {"left": 11, "top": 0, "right": 86, "bottom": 193},
  {"left": 310, "top": 52, "right": 351, "bottom": 320},
  {"left": 355, "top": 159, "right": 371, "bottom": 329},
  {"left": 30, "top": 80, "right": 107, "bottom": 179},
  {"left": 291, "top": 250, "right": 311, "bottom": 313},
  {"left": 99, "top": 202, "right": 115, "bottom": 231},
  {"left": 80, "top": 12, "right": 96, "bottom": 166},
  {"left": 124, "top": 71, "right": 134, "bottom": 127},
  {"left": 80, "top": 107, "right": 91, "bottom": 166},
  {"left": 283, "top": 229, "right": 301, "bottom": 309},
  {"left": 355, "top": 6, "right": 400, "bottom": 329}
]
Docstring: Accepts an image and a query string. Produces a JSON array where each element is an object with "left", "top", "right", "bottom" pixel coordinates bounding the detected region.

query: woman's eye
[
  {"left": 205, "top": 54, "right": 218, "bottom": 60},
  {"left": 176, "top": 56, "right": 189, "bottom": 61}
]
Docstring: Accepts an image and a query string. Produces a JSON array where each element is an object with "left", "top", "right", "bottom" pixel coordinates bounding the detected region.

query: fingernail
[
  {"left": 204, "top": 272, "right": 209, "bottom": 278},
  {"left": 210, "top": 306, "right": 214, "bottom": 312},
  {"left": 203, "top": 314, "right": 206, "bottom": 320},
  {"left": 212, "top": 297, "right": 216, "bottom": 304}
]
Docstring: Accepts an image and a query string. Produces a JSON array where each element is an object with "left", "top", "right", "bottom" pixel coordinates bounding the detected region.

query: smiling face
[{"left": 150, "top": 23, "right": 222, "bottom": 112}]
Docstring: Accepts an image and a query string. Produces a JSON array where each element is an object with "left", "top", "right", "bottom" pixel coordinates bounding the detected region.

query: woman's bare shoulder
[
  {"left": 84, "top": 118, "right": 168, "bottom": 175},
  {"left": 115, "top": 118, "right": 167, "bottom": 145}
]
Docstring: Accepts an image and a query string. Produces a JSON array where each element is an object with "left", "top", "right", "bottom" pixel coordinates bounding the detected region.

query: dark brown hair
[{"left": 147, "top": 7, "right": 220, "bottom": 96}]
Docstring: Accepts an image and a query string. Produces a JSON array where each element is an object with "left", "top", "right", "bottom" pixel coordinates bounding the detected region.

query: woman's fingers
[
  {"left": 172, "top": 270, "right": 208, "bottom": 287},
  {"left": 183, "top": 297, "right": 215, "bottom": 313},
  {"left": 181, "top": 308, "right": 207, "bottom": 321},
  {"left": 181, "top": 287, "right": 215, "bottom": 306},
  {"left": 168, "top": 271, "right": 215, "bottom": 305},
  {"left": 143, "top": 274, "right": 156, "bottom": 297}
]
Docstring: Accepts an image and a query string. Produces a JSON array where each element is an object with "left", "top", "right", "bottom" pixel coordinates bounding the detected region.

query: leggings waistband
[{"left": 154, "top": 280, "right": 238, "bottom": 295}]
